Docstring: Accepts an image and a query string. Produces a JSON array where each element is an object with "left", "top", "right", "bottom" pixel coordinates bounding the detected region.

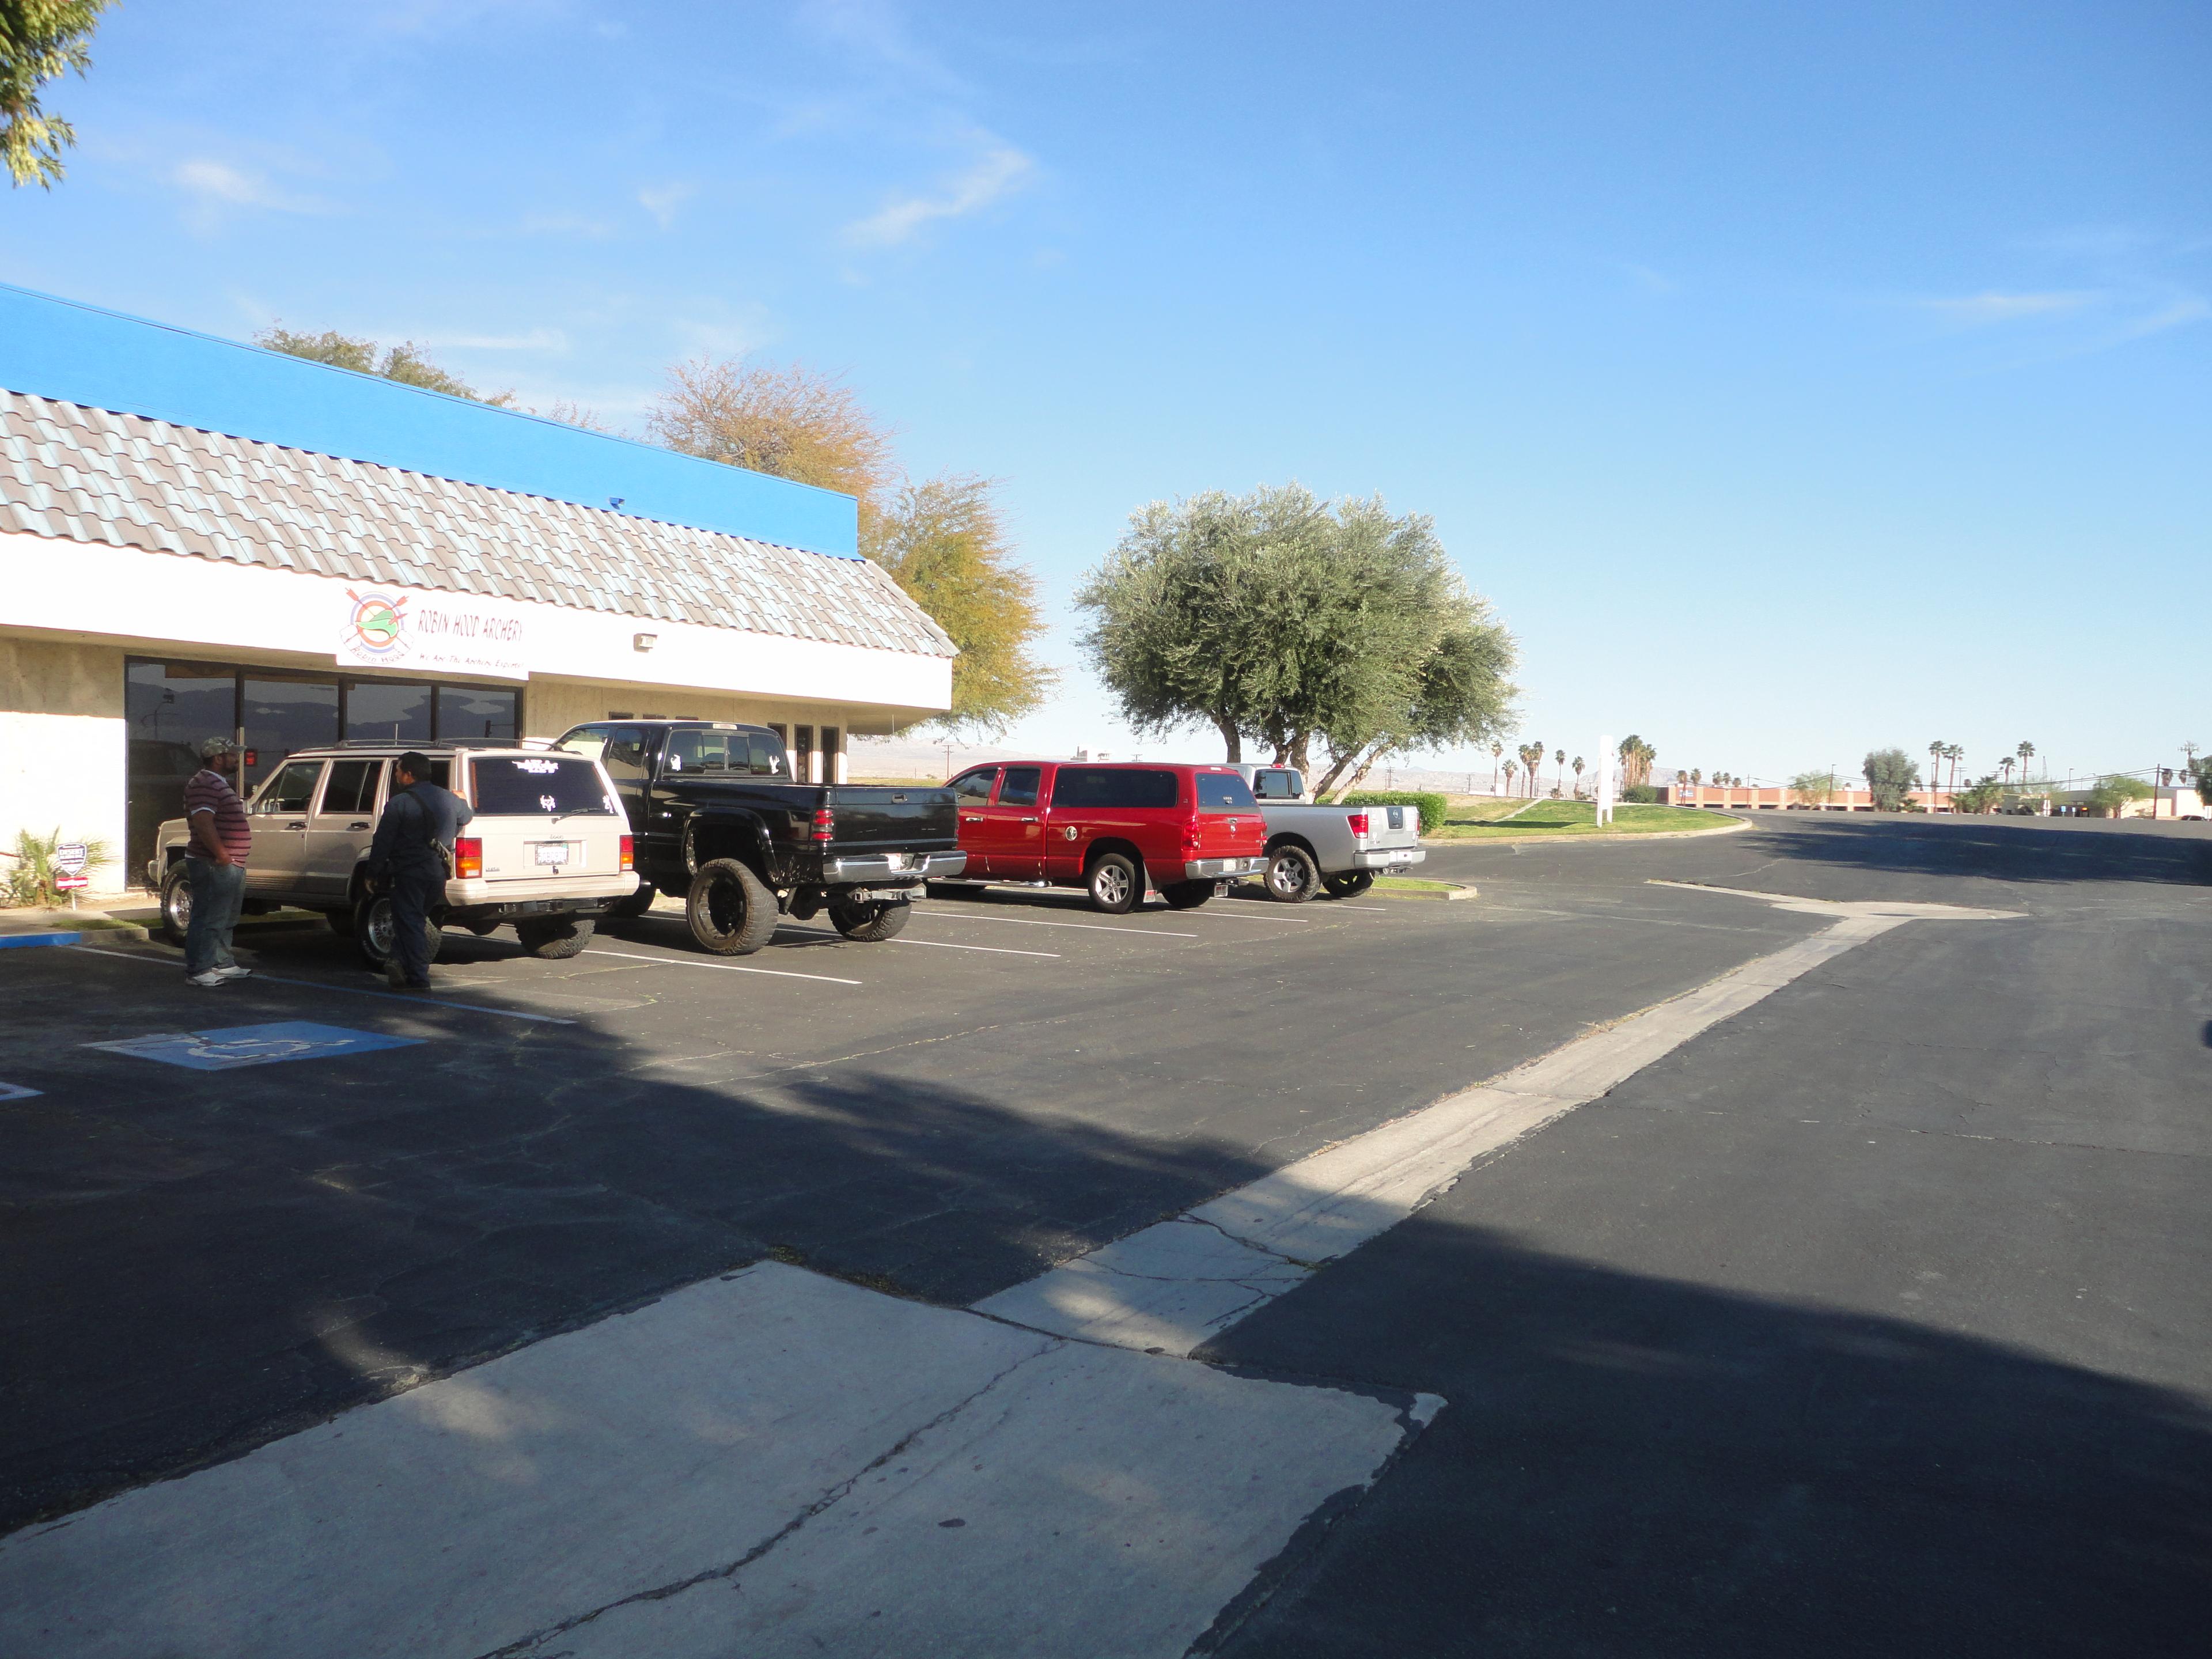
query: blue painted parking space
[{"left": 83, "top": 1022, "right": 423, "bottom": 1072}]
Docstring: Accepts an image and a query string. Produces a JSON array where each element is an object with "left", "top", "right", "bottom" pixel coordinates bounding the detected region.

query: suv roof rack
[{"left": 325, "top": 737, "right": 525, "bottom": 750}]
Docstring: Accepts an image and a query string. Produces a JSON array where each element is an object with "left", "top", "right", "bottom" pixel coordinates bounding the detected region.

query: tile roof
[{"left": 0, "top": 391, "right": 956, "bottom": 660}]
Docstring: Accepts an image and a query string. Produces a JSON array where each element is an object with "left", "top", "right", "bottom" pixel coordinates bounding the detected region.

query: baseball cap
[{"left": 199, "top": 735, "right": 241, "bottom": 760}]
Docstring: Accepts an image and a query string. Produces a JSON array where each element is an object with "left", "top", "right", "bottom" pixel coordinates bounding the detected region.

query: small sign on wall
[{"left": 339, "top": 588, "right": 528, "bottom": 680}]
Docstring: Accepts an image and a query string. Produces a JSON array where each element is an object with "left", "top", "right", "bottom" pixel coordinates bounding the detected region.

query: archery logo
[{"left": 344, "top": 589, "right": 410, "bottom": 663}]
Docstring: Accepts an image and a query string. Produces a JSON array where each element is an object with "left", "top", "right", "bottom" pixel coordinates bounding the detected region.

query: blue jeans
[{"left": 184, "top": 857, "right": 246, "bottom": 976}]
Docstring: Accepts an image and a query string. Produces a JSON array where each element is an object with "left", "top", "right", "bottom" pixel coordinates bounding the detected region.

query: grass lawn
[
  {"left": 1427, "top": 800, "right": 1738, "bottom": 839},
  {"left": 1369, "top": 874, "right": 1465, "bottom": 894}
]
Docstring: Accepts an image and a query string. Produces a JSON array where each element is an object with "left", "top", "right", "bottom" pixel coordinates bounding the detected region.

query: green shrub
[
  {"left": 1338, "top": 791, "right": 1449, "bottom": 837},
  {"left": 1620, "top": 784, "right": 1661, "bottom": 804},
  {"left": 3, "top": 828, "right": 113, "bottom": 908}
]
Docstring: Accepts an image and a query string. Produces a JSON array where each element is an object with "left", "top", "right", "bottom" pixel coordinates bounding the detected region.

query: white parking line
[
  {"left": 582, "top": 948, "right": 862, "bottom": 986},
  {"left": 911, "top": 908, "right": 1200, "bottom": 940},
  {"left": 892, "top": 937, "right": 1059, "bottom": 959},
  {"left": 65, "top": 945, "right": 580, "bottom": 1025}
]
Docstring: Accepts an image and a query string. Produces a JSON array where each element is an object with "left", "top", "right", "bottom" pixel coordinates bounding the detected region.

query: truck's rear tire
[
  {"left": 516, "top": 915, "right": 594, "bottom": 959},
  {"left": 1322, "top": 869, "right": 1376, "bottom": 899},
  {"left": 1160, "top": 880, "right": 1215, "bottom": 910},
  {"left": 1263, "top": 844, "right": 1321, "bottom": 903},
  {"left": 158, "top": 862, "right": 191, "bottom": 946},
  {"left": 687, "top": 858, "right": 776, "bottom": 956},
  {"left": 1086, "top": 852, "right": 1141, "bottom": 914},
  {"left": 828, "top": 896, "right": 911, "bottom": 941}
]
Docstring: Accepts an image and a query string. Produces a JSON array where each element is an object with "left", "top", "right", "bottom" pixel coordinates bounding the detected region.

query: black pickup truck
[{"left": 552, "top": 720, "right": 964, "bottom": 953}]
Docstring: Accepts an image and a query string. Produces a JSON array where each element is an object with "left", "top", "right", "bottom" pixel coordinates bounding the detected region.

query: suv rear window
[
  {"left": 1052, "top": 767, "right": 1179, "bottom": 810},
  {"left": 471, "top": 755, "right": 617, "bottom": 816},
  {"left": 1195, "top": 771, "right": 1259, "bottom": 810}
]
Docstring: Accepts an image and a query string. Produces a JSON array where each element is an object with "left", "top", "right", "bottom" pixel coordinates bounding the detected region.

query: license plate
[{"left": 534, "top": 843, "right": 570, "bottom": 867}]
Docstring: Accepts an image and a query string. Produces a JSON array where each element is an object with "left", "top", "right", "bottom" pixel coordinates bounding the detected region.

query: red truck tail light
[
  {"left": 454, "top": 837, "right": 483, "bottom": 878},
  {"left": 811, "top": 806, "right": 835, "bottom": 843},
  {"left": 1346, "top": 812, "right": 1371, "bottom": 838},
  {"left": 1181, "top": 818, "right": 1203, "bottom": 854},
  {"left": 619, "top": 834, "right": 634, "bottom": 872}
]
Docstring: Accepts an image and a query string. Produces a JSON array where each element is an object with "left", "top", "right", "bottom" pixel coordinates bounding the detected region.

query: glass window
[
  {"left": 819, "top": 725, "right": 840, "bottom": 782},
  {"left": 1252, "top": 770, "right": 1302, "bottom": 801},
  {"left": 663, "top": 728, "right": 739, "bottom": 775},
  {"left": 791, "top": 724, "right": 815, "bottom": 783},
  {"left": 747, "top": 732, "right": 789, "bottom": 777},
  {"left": 998, "top": 767, "right": 1042, "bottom": 808},
  {"left": 470, "top": 756, "right": 617, "bottom": 816},
  {"left": 126, "top": 659, "right": 238, "bottom": 878},
  {"left": 952, "top": 768, "right": 998, "bottom": 802},
  {"left": 253, "top": 759, "right": 325, "bottom": 815},
  {"left": 1052, "top": 768, "right": 1180, "bottom": 810},
  {"left": 320, "top": 759, "right": 382, "bottom": 816},
  {"left": 597, "top": 727, "right": 649, "bottom": 783},
  {"left": 436, "top": 684, "right": 517, "bottom": 742},
  {"left": 1196, "top": 771, "right": 1259, "bottom": 810},
  {"left": 344, "top": 680, "right": 431, "bottom": 744},
  {"left": 556, "top": 725, "right": 611, "bottom": 759},
  {"left": 241, "top": 675, "right": 340, "bottom": 794}
]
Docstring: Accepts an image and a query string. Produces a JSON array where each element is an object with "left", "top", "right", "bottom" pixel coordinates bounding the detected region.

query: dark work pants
[{"left": 387, "top": 859, "right": 444, "bottom": 987}]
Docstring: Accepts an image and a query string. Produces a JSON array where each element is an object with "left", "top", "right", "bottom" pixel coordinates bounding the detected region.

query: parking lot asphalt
[{"left": 2, "top": 855, "right": 1821, "bottom": 1531}]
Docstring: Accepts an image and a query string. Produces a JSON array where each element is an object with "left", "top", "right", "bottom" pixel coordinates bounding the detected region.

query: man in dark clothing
[
  {"left": 368, "top": 751, "right": 473, "bottom": 990},
  {"left": 182, "top": 736, "right": 254, "bottom": 987}
]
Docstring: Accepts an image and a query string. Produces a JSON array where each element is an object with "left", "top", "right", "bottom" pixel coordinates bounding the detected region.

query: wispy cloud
[
  {"left": 843, "top": 143, "right": 1033, "bottom": 248},
  {"left": 2109, "top": 296, "right": 2211, "bottom": 343},
  {"left": 173, "top": 159, "right": 329, "bottom": 215},
  {"left": 419, "top": 328, "right": 569, "bottom": 353},
  {"left": 1918, "top": 290, "right": 2094, "bottom": 324},
  {"left": 638, "top": 183, "right": 695, "bottom": 229}
]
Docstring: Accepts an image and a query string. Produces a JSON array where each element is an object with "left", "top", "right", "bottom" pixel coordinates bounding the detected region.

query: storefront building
[{"left": 0, "top": 285, "right": 956, "bottom": 889}]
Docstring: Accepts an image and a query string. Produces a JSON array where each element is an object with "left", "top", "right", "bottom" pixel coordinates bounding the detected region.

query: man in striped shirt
[{"left": 183, "top": 737, "right": 253, "bottom": 987}]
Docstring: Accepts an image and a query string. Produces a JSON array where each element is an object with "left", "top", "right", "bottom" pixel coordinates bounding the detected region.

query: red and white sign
[{"left": 55, "top": 874, "right": 90, "bottom": 890}]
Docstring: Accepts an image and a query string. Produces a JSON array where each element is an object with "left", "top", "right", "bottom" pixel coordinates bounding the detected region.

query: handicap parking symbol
[{"left": 85, "top": 1021, "right": 423, "bottom": 1071}]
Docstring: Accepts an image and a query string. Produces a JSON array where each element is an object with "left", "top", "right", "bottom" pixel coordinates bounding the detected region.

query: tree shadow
[
  {"left": 1747, "top": 814, "right": 2212, "bottom": 889},
  {"left": 1205, "top": 1213, "right": 2212, "bottom": 1657}
]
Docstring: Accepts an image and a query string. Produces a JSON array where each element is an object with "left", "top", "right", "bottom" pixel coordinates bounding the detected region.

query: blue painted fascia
[{"left": 0, "top": 283, "right": 859, "bottom": 558}]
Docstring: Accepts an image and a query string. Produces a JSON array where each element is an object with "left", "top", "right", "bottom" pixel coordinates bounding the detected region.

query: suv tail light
[
  {"left": 1181, "top": 819, "right": 1203, "bottom": 854},
  {"left": 454, "top": 837, "right": 483, "bottom": 878},
  {"left": 1346, "top": 812, "right": 1371, "bottom": 838},
  {"left": 619, "top": 834, "right": 634, "bottom": 872},
  {"left": 811, "top": 806, "right": 835, "bottom": 843}
]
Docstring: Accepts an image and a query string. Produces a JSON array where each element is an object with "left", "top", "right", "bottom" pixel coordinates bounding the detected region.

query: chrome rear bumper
[
  {"left": 1180, "top": 856, "right": 1265, "bottom": 880},
  {"left": 819, "top": 850, "right": 968, "bottom": 884}
]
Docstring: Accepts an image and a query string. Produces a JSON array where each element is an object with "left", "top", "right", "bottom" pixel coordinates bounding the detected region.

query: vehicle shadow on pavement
[{"left": 1202, "top": 1214, "right": 2212, "bottom": 1658}]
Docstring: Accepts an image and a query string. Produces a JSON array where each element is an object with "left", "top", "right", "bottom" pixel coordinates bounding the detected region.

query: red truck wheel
[{"left": 1087, "top": 853, "right": 1141, "bottom": 914}]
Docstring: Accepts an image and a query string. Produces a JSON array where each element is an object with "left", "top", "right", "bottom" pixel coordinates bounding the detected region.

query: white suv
[{"left": 148, "top": 741, "right": 638, "bottom": 968}]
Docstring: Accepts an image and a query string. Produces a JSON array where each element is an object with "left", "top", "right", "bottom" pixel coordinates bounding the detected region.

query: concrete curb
[
  {"left": 1369, "top": 881, "right": 1479, "bottom": 902},
  {"left": 1421, "top": 813, "right": 1754, "bottom": 850}
]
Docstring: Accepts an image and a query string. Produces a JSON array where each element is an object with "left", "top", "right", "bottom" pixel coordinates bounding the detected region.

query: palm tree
[
  {"left": 1490, "top": 741, "right": 1503, "bottom": 794},
  {"left": 1929, "top": 740, "right": 1944, "bottom": 806},
  {"left": 1502, "top": 759, "right": 1516, "bottom": 794},
  {"left": 2000, "top": 756, "right": 2015, "bottom": 786},
  {"left": 1573, "top": 755, "right": 1586, "bottom": 798},
  {"left": 1690, "top": 768, "right": 1702, "bottom": 787},
  {"left": 1945, "top": 743, "right": 1964, "bottom": 797},
  {"left": 2016, "top": 741, "right": 2035, "bottom": 784},
  {"left": 1553, "top": 748, "right": 1566, "bottom": 797}
]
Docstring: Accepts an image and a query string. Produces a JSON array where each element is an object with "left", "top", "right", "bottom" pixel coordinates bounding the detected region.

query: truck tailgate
[
  {"left": 1354, "top": 804, "right": 1424, "bottom": 849},
  {"left": 825, "top": 786, "right": 959, "bottom": 853}
]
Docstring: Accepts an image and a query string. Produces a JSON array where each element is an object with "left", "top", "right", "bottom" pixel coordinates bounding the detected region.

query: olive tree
[
  {"left": 1075, "top": 484, "right": 1516, "bottom": 791},
  {"left": 1861, "top": 748, "right": 1922, "bottom": 812}
]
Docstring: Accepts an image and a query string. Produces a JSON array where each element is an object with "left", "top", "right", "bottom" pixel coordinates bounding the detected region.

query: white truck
[{"left": 1227, "top": 764, "right": 1426, "bottom": 903}]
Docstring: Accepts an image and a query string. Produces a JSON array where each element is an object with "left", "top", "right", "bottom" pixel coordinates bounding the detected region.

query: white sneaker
[
  {"left": 187, "top": 969, "right": 228, "bottom": 987},
  {"left": 213, "top": 965, "right": 253, "bottom": 980}
]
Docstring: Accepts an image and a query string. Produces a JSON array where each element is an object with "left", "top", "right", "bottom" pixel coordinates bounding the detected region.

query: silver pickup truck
[{"left": 1228, "top": 764, "right": 1426, "bottom": 903}]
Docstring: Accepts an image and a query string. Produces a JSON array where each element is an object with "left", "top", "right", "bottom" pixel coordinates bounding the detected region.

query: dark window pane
[
  {"left": 1053, "top": 767, "right": 1179, "bottom": 810},
  {"left": 662, "top": 728, "right": 740, "bottom": 775},
  {"left": 1196, "top": 771, "right": 1258, "bottom": 810},
  {"left": 599, "top": 727, "right": 649, "bottom": 782},
  {"left": 998, "top": 767, "right": 1041, "bottom": 808},
  {"left": 242, "top": 676, "right": 339, "bottom": 793},
  {"left": 952, "top": 768, "right": 998, "bottom": 802},
  {"left": 320, "top": 760, "right": 380, "bottom": 816},
  {"left": 436, "top": 684, "right": 517, "bottom": 742},
  {"left": 126, "top": 659, "right": 237, "bottom": 879},
  {"left": 748, "top": 733, "right": 789, "bottom": 777},
  {"left": 471, "top": 756, "right": 617, "bottom": 816},
  {"left": 344, "top": 680, "right": 431, "bottom": 744}
]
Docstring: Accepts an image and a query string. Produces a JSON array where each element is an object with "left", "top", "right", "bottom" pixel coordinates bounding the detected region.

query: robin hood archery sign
[{"left": 338, "top": 588, "right": 528, "bottom": 679}]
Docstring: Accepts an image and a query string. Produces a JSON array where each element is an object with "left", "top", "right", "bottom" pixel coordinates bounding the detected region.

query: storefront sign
[
  {"left": 54, "top": 842, "right": 88, "bottom": 876},
  {"left": 339, "top": 588, "right": 527, "bottom": 680}
]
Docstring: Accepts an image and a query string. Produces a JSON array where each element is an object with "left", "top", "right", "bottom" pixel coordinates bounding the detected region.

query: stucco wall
[{"left": 1, "top": 638, "right": 127, "bottom": 893}]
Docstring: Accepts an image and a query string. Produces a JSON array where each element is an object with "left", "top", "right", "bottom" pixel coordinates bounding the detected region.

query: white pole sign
[
  {"left": 54, "top": 842, "right": 88, "bottom": 876},
  {"left": 1595, "top": 736, "right": 1615, "bottom": 827}
]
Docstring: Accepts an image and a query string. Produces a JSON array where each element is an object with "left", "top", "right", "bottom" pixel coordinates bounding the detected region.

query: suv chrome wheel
[
  {"left": 1086, "top": 853, "right": 1139, "bottom": 914},
  {"left": 159, "top": 862, "right": 191, "bottom": 945}
]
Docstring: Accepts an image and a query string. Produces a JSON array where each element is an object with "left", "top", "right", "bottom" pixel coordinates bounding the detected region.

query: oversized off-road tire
[
  {"left": 1086, "top": 851, "right": 1141, "bottom": 915},
  {"left": 353, "top": 891, "right": 443, "bottom": 971},
  {"left": 1262, "top": 843, "right": 1321, "bottom": 904},
  {"left": 158, "top": 861, "right": 191, "bottom": 946},
  {"left": 828, "top": 896, "right": 912, "bottom": 941},
  {"left": 1160, "top": 880, "right": 1215, "bottom": 911},
  {"left": 604, "top": 881, "right": 656, "bottom": 921},
  {"left": 686, "top": 858, "right": 776, "bottom": 956},
  {"left": 1322, "top": 869, "right": 1376, "bottom": 899},
  {"left": 516, "top": 915, "right": 594, "bottom": 959}
]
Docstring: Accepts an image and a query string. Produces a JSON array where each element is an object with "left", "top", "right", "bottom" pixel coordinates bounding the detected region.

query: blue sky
[{"left": 8, "top": 1, "right": 2208, "bottom": 786}]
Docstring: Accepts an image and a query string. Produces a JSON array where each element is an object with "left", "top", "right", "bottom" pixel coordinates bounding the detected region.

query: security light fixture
[{"left": 633, "top": 632, "right": 657, "bottom": 653}]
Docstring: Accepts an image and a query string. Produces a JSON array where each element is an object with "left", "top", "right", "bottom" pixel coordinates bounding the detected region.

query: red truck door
[{"left": 971, "top": 764, "right": 1046, "bottom": 881}]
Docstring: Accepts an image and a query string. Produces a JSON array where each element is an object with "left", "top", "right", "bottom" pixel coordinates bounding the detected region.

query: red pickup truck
[{"left": 930, "top": 761, "right": 1268, "bottom": 912}]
